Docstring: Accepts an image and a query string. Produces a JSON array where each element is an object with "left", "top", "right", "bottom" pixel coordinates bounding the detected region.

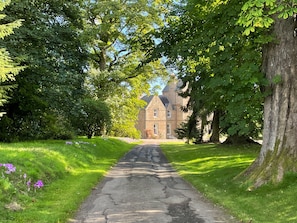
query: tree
[
  {"left": 0, "top": 0, "right": 87, "bottom": 141},
  {"left": 82, "top": 0, "right": 170, "bottom": 136},
  {"left": 146, "top": 0, "right": 265, "bottom": 143},
  {"left": 0, "top": 0, "right": 22, "bottom": 109},
  {"left": 237, "top": 0, "right": 297, "bottom": 187},
  {"left": 73, "top": 98, "right": 111, "bottom": 139}
]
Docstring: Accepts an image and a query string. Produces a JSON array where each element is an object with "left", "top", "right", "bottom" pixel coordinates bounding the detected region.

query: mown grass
[
  {"left": 160, "top": 143, "right": 297, "bottom": 223},
  {"left": 0, "top": 137, "right": 136, "bottom": 223}
]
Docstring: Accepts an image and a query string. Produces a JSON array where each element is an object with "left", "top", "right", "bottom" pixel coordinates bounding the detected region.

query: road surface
[{"left": 69, "top": 143, "right": 237, "bottom": 223}]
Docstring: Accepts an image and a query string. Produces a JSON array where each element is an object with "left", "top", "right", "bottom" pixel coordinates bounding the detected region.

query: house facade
[{"left": 136, "top": 79, "right": 190, "bottom": 139}]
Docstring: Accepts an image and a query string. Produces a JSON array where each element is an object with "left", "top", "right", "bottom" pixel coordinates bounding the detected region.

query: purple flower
[
  {"left": 34, "top": 180, "right": 44, "bottom": 189},
  {"left": 27, "top": 180, "right": 31, "bottom": 187},
  {"left": 3, "top": 163, "right": 16, "bottom": 174}
]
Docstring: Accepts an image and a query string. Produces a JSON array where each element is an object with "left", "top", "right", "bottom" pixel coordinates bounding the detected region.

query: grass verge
[
  {"left": 160, "top": 143, "right": 297, "bottom": 223},
  {"left": 0, "top": 137, "right": 136, "bottom": 223}
]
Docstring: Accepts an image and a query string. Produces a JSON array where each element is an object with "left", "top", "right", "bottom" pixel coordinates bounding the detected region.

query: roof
[
  {"left": 141, "top": 95, "right": 154, "bottom": 108},
  {"left": 141, "top": 95, "right": 171, "bottom": 109},
  {"left": 162, "top": 84, "right": 170, "bottom": 92},
  {"left": 159, "top": 95, "right": 169, "bottom": 107}
]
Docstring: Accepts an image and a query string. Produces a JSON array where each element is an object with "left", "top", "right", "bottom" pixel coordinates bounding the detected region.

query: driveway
[{"left": 68, "top": 143, "right": 238, "bottom": 223}]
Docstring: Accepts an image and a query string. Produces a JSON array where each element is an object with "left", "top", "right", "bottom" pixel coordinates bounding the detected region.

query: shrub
[{"left": 72, "top": 98, "right": 111, "bottom": 139}]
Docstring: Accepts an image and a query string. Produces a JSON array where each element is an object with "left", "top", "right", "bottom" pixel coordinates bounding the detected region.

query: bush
[
  {"left": 72, "top": 98, "right": 111, "bottom": 138},
  {"left": 0, "top": 111, "right": 75, "bottom": 142}
]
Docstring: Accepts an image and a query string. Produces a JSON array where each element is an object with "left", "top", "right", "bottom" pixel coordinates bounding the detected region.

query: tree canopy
[
  {"left": 153, "top": 0, "right": 297, "bottom": 187},
  {"left": 0, "top": 0, "right": 171, "bottom": 140},
  {"left": 0, "top": 0, "right": 22, "bottom": 109},
  {"left": 0, "top": 0, "right": 88, "bottom": 141},
  {"left": 146, "top": 0, "right": 266, "bottom": 143},
  {"left": 82, "top": 0, "right": 170, "bottom": 137}
]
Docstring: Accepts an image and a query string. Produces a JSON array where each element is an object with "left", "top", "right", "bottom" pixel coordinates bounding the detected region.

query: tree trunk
[
  {"left": 240, "top": 15, "right": 297, "bottom": 188},
  {"left": 210, "top": 110, "right": 220, "bottom": 143},
  {"left": 99, "top": 48, "right": 107, "bottom": 71}
]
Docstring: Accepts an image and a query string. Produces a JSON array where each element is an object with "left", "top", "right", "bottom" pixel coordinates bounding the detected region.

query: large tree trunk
[
  {"left": 210, "top": 110, "right": 220, "bottom": 143},
  {"left": 240, "top": 15, "right": 297, "bottom": 188}
]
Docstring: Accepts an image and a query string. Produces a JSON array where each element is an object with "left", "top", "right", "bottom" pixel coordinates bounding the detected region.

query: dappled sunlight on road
[{"left": 70, "top": 144, "right": 236, "bottom": 223}]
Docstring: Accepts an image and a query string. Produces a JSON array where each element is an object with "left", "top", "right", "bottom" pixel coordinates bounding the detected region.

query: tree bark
[
  {"left": 240, "top": 15, "right": 297, "bottom": 188},
  {"left": 210, "top": 110, "right": 220, "bottom": 143}
]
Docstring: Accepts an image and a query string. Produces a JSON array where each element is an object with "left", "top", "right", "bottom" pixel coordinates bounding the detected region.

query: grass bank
[
  {"left": 161, "top": 143, "right": 297, "bottom": 223},
  {"left": 0, "top": 137, "right": 136, "bottom": 223}
]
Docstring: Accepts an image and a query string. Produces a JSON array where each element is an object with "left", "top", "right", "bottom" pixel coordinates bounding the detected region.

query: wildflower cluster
[{"left": 0, "top": 163, "right": 44, "bottom": 196}]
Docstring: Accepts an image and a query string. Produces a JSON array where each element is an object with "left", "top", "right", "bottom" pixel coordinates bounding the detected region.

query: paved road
[{"left": 69, "top": 144, "right": 237, "bottom": 223}]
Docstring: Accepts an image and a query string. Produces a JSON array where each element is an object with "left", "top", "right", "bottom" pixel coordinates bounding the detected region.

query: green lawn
[
  {"left": 0, "top": 137, "right": 136, "bottom": 223},
  {"left": 160, "top": 143, "right": 297, "bottom": 223}
]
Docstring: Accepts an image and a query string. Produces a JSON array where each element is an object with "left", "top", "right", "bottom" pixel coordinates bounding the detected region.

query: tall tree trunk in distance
[
  {"left": 99, "top": 48, "right": 107, "bottom": 71},
  {"left": 210, "top": 110, "right": 220, "bottom": 143},
  {"left": 239, "top": 15, "right": 297, "bottom": 188}
]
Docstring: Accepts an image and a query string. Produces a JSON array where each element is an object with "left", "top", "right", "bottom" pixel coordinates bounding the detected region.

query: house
[{"left": 136, "top": 79, "right": 191, "bottom": 139}]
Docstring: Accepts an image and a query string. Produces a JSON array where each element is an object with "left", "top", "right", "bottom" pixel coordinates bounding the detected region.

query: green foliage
[
  {"left": 238, "top": 0, "right": 297, "bottom": 36},
  {"left": 147, "top": 0, "right": 266, "bottom": 139},
  {"left": 175, "top": 121, "right": 202, "bottom": 143},
  {"left": 0, "top": 109, "right": 75, "bottom": 142},
  {"left": 0, "top": 0, "right": 22, "bottom": 108},
  {"left": 82, "top": 0, "right": 170, "bottom": 138},
  {"left": 82, "top": 0, "right": 169, "bottom": 92},
  {"left": 72, "top": 98, "right": 111, "bottom": 139},
  {"left": 0, "top": 0, "right": 88, "bottom": 141},
  {"left": 0, "top": 0, "right": 172, "bottom": 141}
]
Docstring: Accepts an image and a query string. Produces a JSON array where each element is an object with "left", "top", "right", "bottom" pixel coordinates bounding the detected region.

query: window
[
  {"left": 153, "top": 109, "right": 158, "bottom": 117},
  {"left": 153, "top": 124, "right": 158, "bottom": 135},
  {"left": 166, "top": 124, "right": 171, "bottom": 135},
  {"left": 167, "top": 110, "right": 171, "bottom": 118}
]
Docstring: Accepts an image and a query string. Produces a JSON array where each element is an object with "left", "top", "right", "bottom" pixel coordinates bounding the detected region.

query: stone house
[{"left": 136, "top": 79, "right": 190, "bottom": 139}]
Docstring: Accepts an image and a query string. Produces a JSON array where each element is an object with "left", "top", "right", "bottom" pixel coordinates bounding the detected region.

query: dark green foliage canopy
[
  {"left": 0, "top": 0, "right": 88, "bottom": 141},
  {"left": 146, "top": 0, "right": 266, "bottom": 141},
  {"left": 0, "top": 0, "right": 171, "bottom": 141},
  {"left": 72, "top": 98, "right": 111, "bottom": 139}
]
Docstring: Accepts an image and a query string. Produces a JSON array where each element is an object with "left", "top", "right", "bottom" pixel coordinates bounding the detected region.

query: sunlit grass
[
  {"left": 0, "top": 137, "right": 136, "bottom": 223},
  {"left": 161, "top": 143, "right": 297, "bottom": 223}
]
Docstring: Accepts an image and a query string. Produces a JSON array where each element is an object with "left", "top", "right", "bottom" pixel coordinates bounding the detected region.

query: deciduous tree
[
  {"left": 237, "top": 0, "right": 297, "bottom": 187},
  {"left": 0, "top": 0, "right": 87, "bottom": 141},
  {"left": 146, "top": 0, "right": 265, "bottom": 143},
  {"left": 82, "top": 0, "right": 170, "bottom": 136},
  {"left": 73, "top": 98, "right": 111, "bottom": 139}
]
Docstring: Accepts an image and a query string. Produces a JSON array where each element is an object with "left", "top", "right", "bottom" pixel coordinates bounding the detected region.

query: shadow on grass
[{"left": 160, "top": 143, "right": 297, "bottom": 223}]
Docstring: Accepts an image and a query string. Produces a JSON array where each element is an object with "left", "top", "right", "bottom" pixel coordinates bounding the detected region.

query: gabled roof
[
  {"left": 159, "top": 95, "right": 169, "bottom": 107},
  {"left": 141, "top": 95, "right": 154, "bottom": 108},
  {"left": 141, "top": 95, "right": 171, "bottom": 109}
]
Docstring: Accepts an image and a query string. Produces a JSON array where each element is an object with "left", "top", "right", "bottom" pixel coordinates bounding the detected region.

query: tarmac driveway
[{"left": 69, "top": 143, "right": 237, "bottom": 223}]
